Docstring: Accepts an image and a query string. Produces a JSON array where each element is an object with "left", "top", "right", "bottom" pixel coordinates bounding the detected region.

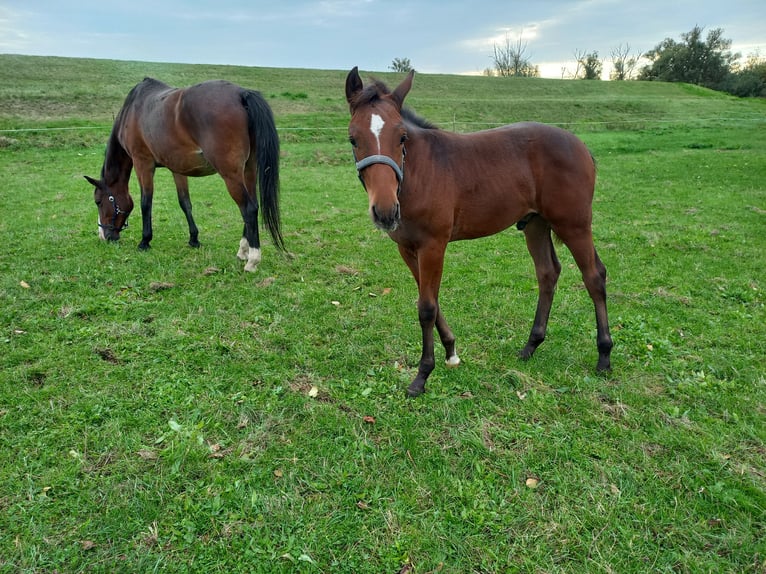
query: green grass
[{"left": 1, "top": 54, "right": 765, "bottom": 573}]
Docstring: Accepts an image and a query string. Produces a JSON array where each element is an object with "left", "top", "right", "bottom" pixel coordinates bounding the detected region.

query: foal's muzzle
[
  {"left": 354, "top": 151, "right": 405, "bottom": 232},
  {"left": 371, "top": 202, "right": 401, "bottom": 231}
]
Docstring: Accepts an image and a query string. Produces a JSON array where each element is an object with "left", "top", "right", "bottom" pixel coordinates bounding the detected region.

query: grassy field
[{"left": 1, "top": 54, "right": 765, "bottom": 573}]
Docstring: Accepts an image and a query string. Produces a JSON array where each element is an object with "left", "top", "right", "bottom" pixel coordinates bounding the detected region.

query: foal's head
[
  {"left": 345, "top": 67, "right": 413, "bottom": 232},
  {"left": 84, "top": 174, "right": 134, "bottom": 241}
]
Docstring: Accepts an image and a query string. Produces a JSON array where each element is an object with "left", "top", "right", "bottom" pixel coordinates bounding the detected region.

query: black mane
[
  {"left": 352, "top": 78, "right": 439, "bottom": 130},
  {"left": 101, "top": 79, "right": 166, "bottom": 182},
  {"left": 402, "top": 107, "right": 438, "bottom": 130}
]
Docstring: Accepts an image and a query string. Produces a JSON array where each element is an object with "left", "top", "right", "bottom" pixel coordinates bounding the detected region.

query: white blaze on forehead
[{"left": 370, "top": 113, "right": 385, "bottom": 153}]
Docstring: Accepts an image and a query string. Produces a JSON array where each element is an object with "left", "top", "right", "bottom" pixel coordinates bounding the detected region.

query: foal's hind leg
[
  {"left": 520, "top": 216, "right": 561, "bottom": 360},
  {"left": 557, "top": 229, "right": 613, "bottom": 372},
  {"left": 172, "top": 173, "right": 200, "bottom": 247}
]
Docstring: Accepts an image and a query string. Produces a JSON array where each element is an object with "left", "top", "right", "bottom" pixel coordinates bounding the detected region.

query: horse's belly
[
  {"left": 182, "top": 164, "right": 217, "bottom": 177},
  {"left": 164, "top": 151, "right": 217, "bottom": 177},
  {"left": 451, "top": 203, "right": 527, "bottom": 241}
]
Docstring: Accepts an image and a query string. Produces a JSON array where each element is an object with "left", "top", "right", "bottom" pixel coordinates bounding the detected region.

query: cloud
[
  {"left": 0, "top": 7, "right": 30, "bottom": 51},
  {"left": 461, "top": 20, "right": 557, "bottom": 53}
]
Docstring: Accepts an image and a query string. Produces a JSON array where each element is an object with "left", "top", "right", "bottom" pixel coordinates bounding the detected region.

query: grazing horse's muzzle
[{"left": 97, "top": 194, "right": 130, "bottom": 241}]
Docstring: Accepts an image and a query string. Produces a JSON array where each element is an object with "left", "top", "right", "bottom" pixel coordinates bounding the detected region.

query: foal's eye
[{"left": 400, "top": 134, "right": 408, "bottom": 145}]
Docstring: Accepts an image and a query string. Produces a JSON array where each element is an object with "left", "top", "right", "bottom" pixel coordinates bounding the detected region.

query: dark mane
[
  {"left": 402, "top": 107, "right": 439, "bottom": 130},
  {"left": 351, "top": 78, "right": 439, "bottom": 130}
]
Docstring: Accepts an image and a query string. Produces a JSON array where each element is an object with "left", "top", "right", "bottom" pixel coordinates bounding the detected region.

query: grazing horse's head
[
  {"left": 84, "top": 175, "right": 133, "bottom": 241},
  {"left": 345, "top": 66, "right": 413, "bottom": 232}
]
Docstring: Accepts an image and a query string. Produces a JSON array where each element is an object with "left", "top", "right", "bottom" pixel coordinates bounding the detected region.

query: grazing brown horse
[
  {"left": 345, "top": 67, "right": 612, "bottom": 397},
  {"left": 85, "top": 78, "right": 283, "bottom": 272}
]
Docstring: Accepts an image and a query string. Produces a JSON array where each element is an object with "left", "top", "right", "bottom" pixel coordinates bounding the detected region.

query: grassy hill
[
  {"left": 1, "top": 54, "right": 764, "bottom": 573},
  {"left": 2, "top": 54, "right": 764, "bottom": 141}
]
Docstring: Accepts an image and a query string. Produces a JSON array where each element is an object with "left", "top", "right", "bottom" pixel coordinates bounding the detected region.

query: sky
[{"left": 1, "top": 0, "right": 764, "bottom": 78}]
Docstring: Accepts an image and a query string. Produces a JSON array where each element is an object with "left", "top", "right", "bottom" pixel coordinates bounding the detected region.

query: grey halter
[{"left": 354, "top": 148, "right": 406, "bottom": 193}]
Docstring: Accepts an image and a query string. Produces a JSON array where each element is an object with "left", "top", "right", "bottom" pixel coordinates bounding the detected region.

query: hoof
[
  {"left": 518, "top": 346, "right": 535, "bottom": 361},
  {"left": 237, "top": 238, "right": 249, "bottom": 261},
  {"left": 596, "top": 359, "right": 612, "bottom": 373},
  {"left": 137, "top": 241, "right": 151, "bottom": 251},
  {"left": 445, "top": 354, "right": 461, "bottom": 368},
  {"left": 406, "top": 380, "right": 426, "bottom": 398},
  {"left": 189, "top": 240, "right": 200, "bottom": 248},
  {"left": 244, "top": 261, "right": 259, "bottom": 273}
]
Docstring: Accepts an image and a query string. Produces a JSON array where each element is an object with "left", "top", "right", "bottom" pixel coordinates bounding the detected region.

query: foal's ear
[
  {"left": 345, "top": 66, "right": 364, "bottom": 106},
  {"left": 392, "top": 70, "right": 414, "bottom": 109}
]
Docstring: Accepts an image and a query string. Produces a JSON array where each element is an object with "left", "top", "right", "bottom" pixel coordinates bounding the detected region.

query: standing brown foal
[{"left": 345, "top": 67, "right": 612, "bottom": 397}]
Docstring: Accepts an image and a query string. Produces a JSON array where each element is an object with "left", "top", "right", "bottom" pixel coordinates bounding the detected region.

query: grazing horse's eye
[
  {"left": 400, "top": 133, "right": 408, "bottom": 145},
  {"left": 349, "top": 136, "right": 357, "bottom": 147}
]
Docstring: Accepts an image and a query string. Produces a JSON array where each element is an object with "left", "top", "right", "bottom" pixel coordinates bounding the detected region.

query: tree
[
  {"left": 610, "top": 44, "right": 641, "bottom": 80},
  {"left": 722, "top": 52, "right": 766, "bottom": 97},
  {"left": 574, "top": 50, "right": 603, "bottom": 80},
  {"left": 491, "top": 33, "right": 539, "bottom": 77},
  {"left": 639, "top": 26, "right": 738, "bottom": 90},
  {"left": 390, "top": 58, "right": 414, "bottom": 73}
]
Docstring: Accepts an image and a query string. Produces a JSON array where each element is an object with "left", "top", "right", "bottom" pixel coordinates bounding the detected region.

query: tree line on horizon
[{"left": 390, "top": 26, "right": 766, "bottom": 98}]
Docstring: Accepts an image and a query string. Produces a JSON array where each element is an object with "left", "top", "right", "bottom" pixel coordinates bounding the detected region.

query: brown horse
[
  {"left": 345, "top": 67, "right": 613, "bottom": 397},
  {"left": 85, "top": 78, "right": 283, "bottom": 272}
]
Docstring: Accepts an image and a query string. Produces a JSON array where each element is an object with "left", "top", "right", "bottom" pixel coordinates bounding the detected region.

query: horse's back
[
  {"left": 126, "top": 80, "right": 252, "bottom": 174},
  {"left": 483, "top": 122, "right": 593, "bottom": 172},
  {"left": 415, "top": 121, "right": 596, "bottom": 240}
]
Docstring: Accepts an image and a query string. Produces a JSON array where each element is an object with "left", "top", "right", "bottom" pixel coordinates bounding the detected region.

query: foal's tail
[{"left": 241, "top": 89, "right": 285, "bottom": 250}]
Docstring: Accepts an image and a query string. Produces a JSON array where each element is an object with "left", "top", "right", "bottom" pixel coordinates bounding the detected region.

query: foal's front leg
[{"left": 398, "top": 242, "right": 455, "bottom": 397}]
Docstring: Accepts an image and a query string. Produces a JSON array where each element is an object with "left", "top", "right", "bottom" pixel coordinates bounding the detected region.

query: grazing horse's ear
[
  {"left": 84, "top": 175, "right": 102, "bottom": 190},
  {"left": 345, "top": 66, "right": 364, "bottom": 107},
  {"left": 392, "top": 70, "right": 414, "bottom": 109}
]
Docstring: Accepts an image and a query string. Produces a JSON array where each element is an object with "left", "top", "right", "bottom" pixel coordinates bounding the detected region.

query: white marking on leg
[
  {"left": 370, "top": 113, "right": 385, "bottom": 153},
  {"left": 244, "top": 247, "right": 261, "bottom": 273},
  {"left": 446, "top": 354, "right": 461, "bottom": 368},
  {"left": 237, "top": 237, "right": 249, "bottom": 261}
]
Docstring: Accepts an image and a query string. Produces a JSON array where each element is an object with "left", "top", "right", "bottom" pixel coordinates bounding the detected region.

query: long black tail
[{"left": 241, "top": 90, "right": 284, "bottom": 250}]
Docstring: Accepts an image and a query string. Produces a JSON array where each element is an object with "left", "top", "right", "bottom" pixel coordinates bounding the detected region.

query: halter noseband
[
  {"left": 98, "top": 194, "right": 129, "bottom": 232},
  {"left": 354, "top": 148, "right": 406, "bottom": 194}
]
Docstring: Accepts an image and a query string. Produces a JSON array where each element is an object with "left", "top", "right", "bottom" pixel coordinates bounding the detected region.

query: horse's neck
[{"left": 103, "top": 127, "right": 132, "bottom": 184}]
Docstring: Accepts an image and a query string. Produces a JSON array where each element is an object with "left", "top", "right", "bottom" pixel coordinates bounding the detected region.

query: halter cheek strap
[{"left": 97, "top": 195, "right": 129, "bottom": 232}]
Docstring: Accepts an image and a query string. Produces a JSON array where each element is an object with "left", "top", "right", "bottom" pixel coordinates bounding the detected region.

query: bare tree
[
  {"left": 492, "top": 33, "right": 539, "bottom": 77},
  {"left": 610, "top": 44, "right": 641, "bottom": 80}
]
